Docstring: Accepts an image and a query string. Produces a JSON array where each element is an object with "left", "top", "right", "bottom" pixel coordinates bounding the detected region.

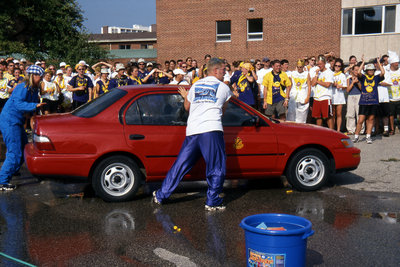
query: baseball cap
[
  {"left": 173, "top": 69, "right": 186, "bottom": 76},
  {"left": 262, "top": 57, "right": 270, "bottom": 62},
  {"left": 101, "top": 68, "right": 109, "bottom": 74},
  {"left": 56, "top": 69, "right": 63, "bottom": 75},
  {"left": 35, "top": 61, "right": 41, "bottom": 65},
  {"left": 115, "top": 63, "right": 125, "bottom": 71},
  {"left": 138, "top": 58, "right": 145, "bottom": 63},
  {"left": 13, "top": 59, "right": 20, "bottom": 64},
  {"left": 364, "top": 63, "right": 375, "bottom": 71},
  {"left": 59, "top": 62, "right": 67, "bottom": 67},
  {"left": 146, "top": 62, "right": 153, "bottom": 67},
  {"left": 20, "top": 58, "right": 27, "bottom": 63}
]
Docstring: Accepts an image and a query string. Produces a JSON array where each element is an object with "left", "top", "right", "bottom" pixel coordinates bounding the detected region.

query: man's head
[
  {"left": 180, "top": 62, "right": 188, "bottom": 72},
  {"left": 364, "top": 63, "right": 375, "bottom": 76},
  {"left": 7, "top": 61, "right": 15, "bottom": 73},
  {"left": 262, "top": 57, "right": 270, "bottom": 68},
  {"left": 280, "top": 59, "right": 289, "bottom": 72},
  {"left": 317, "top": 55, "right": 326, "bottom": 71},
  {"left": 138, "top": 58, "right": 145, "bottom": 70},
  {"left": 271, "top": 60, "right": 281, "bottom": 74},
  {"left": 349, "top": 55, "right": 357, "bottom": 65},
  {"left": 296, "top": 59, "right": 305, "bottom": 73},
  {"left": 173, "top": 68, "right": 186, "bottom": 81},
  {"left": 207, "top": 58, "right": 226, "bottom": 81}
]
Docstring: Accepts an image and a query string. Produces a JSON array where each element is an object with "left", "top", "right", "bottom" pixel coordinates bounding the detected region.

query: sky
[{"left": 76, "top": 0, "right": 156, "bottom": 34}]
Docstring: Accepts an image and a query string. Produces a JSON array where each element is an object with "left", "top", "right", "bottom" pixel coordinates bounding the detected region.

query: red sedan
[{"left": 25, "top": 85, "right": 361, "bottom": 202}]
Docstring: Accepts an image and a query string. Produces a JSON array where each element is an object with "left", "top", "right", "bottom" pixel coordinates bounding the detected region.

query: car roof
[{"left": 118, "top": 84, "right": 191, "bottom": 94}]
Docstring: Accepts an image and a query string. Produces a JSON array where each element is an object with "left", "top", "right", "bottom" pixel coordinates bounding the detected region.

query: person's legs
[
  {"left": 366, "top": 115, "right": 375, "bottom": 135},
  {"left": 0, "top": 123, "right": 24, "bottom": 185},
  {"left": 346, "top": 95, "right": 357, "bottom": 133},
  {"left": 156, "top": 135, "right": 201, "bottom": 202},
  {"left": 335, "top": 104, "right": 343, "bottom": 132},
  {"left": 199, "top": 131, "right": 226, "bottom": 207},
  {"left": 355, "top": 115, "right": 366, "bottom": 135}
]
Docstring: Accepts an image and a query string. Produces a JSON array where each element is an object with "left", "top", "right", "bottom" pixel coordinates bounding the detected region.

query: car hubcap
[
  {"left": 295, "top": 156, "right": 325, "bottom": 187},
  {"left": 101, "top": 163, "right": 134, "bottom": 197}
]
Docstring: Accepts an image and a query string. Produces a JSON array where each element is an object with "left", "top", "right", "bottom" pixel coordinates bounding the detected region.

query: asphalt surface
[{"left": 0, "top": 132, "right": 399, "bottom": 266}]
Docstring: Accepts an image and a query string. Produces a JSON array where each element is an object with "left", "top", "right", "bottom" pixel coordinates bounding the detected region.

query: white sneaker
[
  {"left": 366, "top": 137, "right": 373, "bottom": 144},
  {"left": 152, "top": 191, "right": 161, "bottom": 205},
  {"left": 352, "top": 136, "right": 359, "bottom": 143},
  {"left": 205, "top": 204, "right": 226, "bottom": 211}
]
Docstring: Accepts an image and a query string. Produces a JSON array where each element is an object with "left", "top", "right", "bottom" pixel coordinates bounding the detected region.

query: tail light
[{"left": 33, "top": 134, "right": 55, "bottom": 151}]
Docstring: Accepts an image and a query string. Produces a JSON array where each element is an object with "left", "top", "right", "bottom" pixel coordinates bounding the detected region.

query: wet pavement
[{"left": 0, "top": 170, "right": 399, "bottom": 266}]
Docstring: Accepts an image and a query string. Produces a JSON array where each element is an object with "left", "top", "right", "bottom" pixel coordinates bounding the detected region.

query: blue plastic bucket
[{"left": 240, "top": 213, "right": 314, "bottom": 267}]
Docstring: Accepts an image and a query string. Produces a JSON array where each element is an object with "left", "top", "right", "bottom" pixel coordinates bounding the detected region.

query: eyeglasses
[
  {"left": 181, "top": 66, "right": 187, "bottom": 68},
  {"left": 139, "top": 63, "right": 145, "bottom": 65},
  {"left": 311, "top": 59, "right": 316, "bottom": 61},
  {"left": 77, "top": 68, "right": 84, "bottom": 71},
  {"left": 334, "top": 65, "right": 341, "bottom": 67}
]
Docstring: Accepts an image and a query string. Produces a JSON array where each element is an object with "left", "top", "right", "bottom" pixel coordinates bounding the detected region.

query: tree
[{"left": 0, "top": 0, "right": 108, "bottom": 65}]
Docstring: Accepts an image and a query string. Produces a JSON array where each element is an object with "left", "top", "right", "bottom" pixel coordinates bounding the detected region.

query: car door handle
[{"left": 129, "top": 134, "right": 145, "bottom": 140}]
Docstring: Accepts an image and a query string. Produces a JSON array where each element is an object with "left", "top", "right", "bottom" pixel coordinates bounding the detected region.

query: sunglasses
[{"left": 334, "top": 65, "right": 342, "bottom": 67}]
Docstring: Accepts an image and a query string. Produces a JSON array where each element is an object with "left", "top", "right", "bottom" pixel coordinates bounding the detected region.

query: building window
[
  {"left": 119, "top": 45, "right": 131, "bottom": 49},
  {"left": 141, "top": 44, "right": 154, "bottom": 49},
  {"left": 247, "top": 19, "right": 263, "bottom": 40},
  {"left": 342, "top": 5, "right": 397, "bottom": 35},
  {"left": 216, "top": 20, "right": 231, "bottom": 42}
]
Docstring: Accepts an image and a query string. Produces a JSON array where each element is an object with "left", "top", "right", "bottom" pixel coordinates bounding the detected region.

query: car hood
[{"left": 274, "top": 120, "right": 349, "bottom": 139}]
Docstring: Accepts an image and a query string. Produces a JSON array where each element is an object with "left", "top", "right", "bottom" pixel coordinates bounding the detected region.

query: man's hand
[
  {"left": 36, "top": 102, "right": 47, "bottom": 108},
  {"left": 283, "top": 99, "right": 288, "bottom": 107},
  {"left": 178, "top": 86, "right": 188, "bottom": 99},
  {"left": 263, "top": 102, "right": 268, "bottom": 109}
]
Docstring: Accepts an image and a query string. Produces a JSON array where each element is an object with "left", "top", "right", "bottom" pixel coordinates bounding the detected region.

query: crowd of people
[{"left": 1, "top": 50, "right": 400, "bottom": 145}]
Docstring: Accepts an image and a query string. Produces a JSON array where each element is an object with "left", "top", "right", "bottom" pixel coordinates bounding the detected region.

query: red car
[{"left": 25, "top": 85, "right": 361, "bottom": 202}]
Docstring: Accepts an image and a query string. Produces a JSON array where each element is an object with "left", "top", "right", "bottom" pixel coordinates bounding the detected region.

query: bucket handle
[{"left": 302, "top": 230, "right": 314, "bottom": 240}]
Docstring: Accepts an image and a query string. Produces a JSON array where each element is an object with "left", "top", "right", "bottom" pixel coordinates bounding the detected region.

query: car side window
[
  {"left": 222, "top": 101, "right": 256, "bottom": 127},
  {"left": 125, "top": 94, "right": 188, "bottom": 125}
]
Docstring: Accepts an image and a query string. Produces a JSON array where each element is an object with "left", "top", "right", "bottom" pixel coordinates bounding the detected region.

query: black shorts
[
  {"left": 359, "top": 105, "right": 379, "bottom": 116},
  {"left": 389, "top": 101, "right": 400, "bottom": 116},
  {"left": 42, "top": 99, "right": 59, "bottom": 113},
  {"left": 377, "top": 102, "right": 390, "bottom": 117}
]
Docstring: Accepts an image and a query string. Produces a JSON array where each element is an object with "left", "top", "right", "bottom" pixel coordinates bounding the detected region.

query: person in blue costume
[{"left": 0, "top": 65, "right": 46, "bottom": 190}]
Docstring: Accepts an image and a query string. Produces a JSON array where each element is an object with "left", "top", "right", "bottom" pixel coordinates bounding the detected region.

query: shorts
[
  {"left": 265, "top": 100, "right": 286, "bottom": 117},
  {"left": 42, "top": 98, "right": 59, "bottom": 113},
  {"left": 312, "top": 99, "right": 332, "bottom": 119},
  {"left": 389, "top": 101, "right": 400, "bottom": 116},
  {"left": 377, "top": 102, "right": 390, "bottom": 117},
  {"left": 359, "top": 105, "right": 379, "bottom": 116}
]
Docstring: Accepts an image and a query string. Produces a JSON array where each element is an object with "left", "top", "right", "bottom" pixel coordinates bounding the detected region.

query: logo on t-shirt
[{"left": 193, "top": 83, "right": 218, "bottom": 103}]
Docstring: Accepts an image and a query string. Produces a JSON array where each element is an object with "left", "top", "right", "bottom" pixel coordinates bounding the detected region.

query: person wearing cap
[
  {"left": 153, "top": 58, "right": 232, "bottom": 211},
  {"left": 353, "top": 56, "right": 385, "bottom": 144},
  {"left": 137, "top": 58, "right": 149, "bottom": 82},
  {"left": 109, "top": 63, "right": 133, "bottom": 89},
  {"left": 0, "top": 65, "right": 46, "bottom": 190},
  {"left": 54, "top": 69, "right": 69, "bottom": 112},
  {"left": 7, "top": 68, "right": 24, "bottom": 94},
  {"left": 59, "top": 62, "right": 67, "bottom": 74},
  {"left": 40, "top": 70, "right": 60, "bottom": 114},
  {"left": 232, "top": 62, "right": 257, "bottom": 108},
  {"left": 145, "top": 62, "right": 157, "bottom": 84},
  {"left": 310, "top": 55, "right": 334, "bottom": 129},
  {"left": 94, "top": 68, "right": 110, "bottom": 99},
  {"left": 263, "top": 59, "right": 292, "bottom": 120},
  {"left": 287, "top": 59, "right": 311, "bottom": 123},
  {"left": 380, "top": 51, "right": 400, "bottom": 135},
  {"left": 170, "top": 69, "right": 190, "bottom": 85},
  {"left": 67, "top": 63, "right": 94, "bottom": 108}
]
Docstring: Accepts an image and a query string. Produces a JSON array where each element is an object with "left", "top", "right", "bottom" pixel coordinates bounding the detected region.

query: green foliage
[{"left": 0, "top": 0, "right": 108, "bottom": 64}]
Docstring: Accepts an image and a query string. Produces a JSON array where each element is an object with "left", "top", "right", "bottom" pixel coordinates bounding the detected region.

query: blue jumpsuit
[{"left": 0, "top": 82, "right": 39, "bottom": 185}]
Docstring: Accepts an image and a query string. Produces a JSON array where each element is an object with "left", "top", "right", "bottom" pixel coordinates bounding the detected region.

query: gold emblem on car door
[{"left": 233, "top": 137, "right": 244, "bottom": 149}]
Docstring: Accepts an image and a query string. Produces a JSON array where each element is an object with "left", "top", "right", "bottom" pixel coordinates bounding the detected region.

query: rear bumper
[
  {"left": 24, "top": 143, "right": 95, "bottom": 178},
  {"left": 333, "top": 147, "right": 361, "bottom": 172}
]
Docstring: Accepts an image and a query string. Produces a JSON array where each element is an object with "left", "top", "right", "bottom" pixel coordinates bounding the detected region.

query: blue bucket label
[{"left": 248, "top": 248, "right": 285, "bottom": 267}]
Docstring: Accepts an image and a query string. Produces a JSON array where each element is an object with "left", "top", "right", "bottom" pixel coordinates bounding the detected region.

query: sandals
[{"left": 389, "top": 130, "right": 395, "bottom": 135}]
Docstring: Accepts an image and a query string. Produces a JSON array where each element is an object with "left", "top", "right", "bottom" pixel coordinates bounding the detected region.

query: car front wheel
[
  {"left": 92, "top": 155, "right": 143, "bottom": 202},
  {"left": 286, "top": 148, "right": 330, "bottom": 191}
]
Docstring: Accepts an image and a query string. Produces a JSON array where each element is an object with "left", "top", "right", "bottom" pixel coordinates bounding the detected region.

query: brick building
[
  {"left": 156, "top": 0, "right": 341, "bottom": 66},
  {"left": 156, "top": 0, "right": 400, "bottom": 66}
]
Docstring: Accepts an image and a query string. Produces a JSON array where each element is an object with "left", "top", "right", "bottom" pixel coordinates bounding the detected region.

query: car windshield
[{"left": 72, "top": 88, "right": 127, "bottom": 118}]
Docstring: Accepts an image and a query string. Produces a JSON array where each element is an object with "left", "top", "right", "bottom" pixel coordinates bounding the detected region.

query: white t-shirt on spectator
[
  {"left": 313, "top": 68, "right": 334, "bottom": 101},
  {"left": 385, "top": 69, "right": 400, "bottom": 101},
  {"left": 376, "top": 70, "right": 389, "bottom": 103},
  {"left": 290, "top": 70, "right": 309, "bottom": 104},
  {"left": 256, "top": 68, "right": 272, "bottom": 98},
  {"left": 186, "top": 76, "right": 232, "bottom": 136},
  {"left": 332, "top": 72, "right": 347, "bottom": 105}
]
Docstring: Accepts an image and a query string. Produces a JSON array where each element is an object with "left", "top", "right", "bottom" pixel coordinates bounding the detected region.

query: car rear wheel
[
  {"left": 286, "top": 148, "right": 330, "bottom": 191},
  {"left": 92, "top": 155, "right": 143, "bottom": 202}
]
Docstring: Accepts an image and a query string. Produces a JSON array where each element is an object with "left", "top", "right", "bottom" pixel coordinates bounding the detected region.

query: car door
[
  {"left": 123, "top": 92, "right": 192, "bottom": 178},
  {"left": 222, "top": 101, "right": 279, "bottom": 178}
]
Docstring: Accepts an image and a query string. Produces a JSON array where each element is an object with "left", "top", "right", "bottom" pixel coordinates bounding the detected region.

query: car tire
[
  {"left": 286, "top": 148, "right": 330, "bottom": 191},
  {"left": 92, "top": 155, "right": 143, "bottom": 202}
]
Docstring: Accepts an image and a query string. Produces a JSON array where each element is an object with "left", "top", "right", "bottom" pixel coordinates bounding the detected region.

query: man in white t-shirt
[
  {"left": 381, "top": 52, "right": 400, "bottom": 135},
  {"left": 256, "top": 57, "right": 272, "bottom": 111},
  {"left": 153, "top": 58, "right": 232, "bottom": 211},
  {"left": 170, "top": 69, "right": 190, "bottom": 85},
  {"left": 311, "top": 55, "right": 334, "bottom": 129}
]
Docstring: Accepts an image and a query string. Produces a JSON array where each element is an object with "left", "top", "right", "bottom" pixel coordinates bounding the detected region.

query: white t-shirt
[
  {"left": 385, "top": 69, "right": 400, "bottom": 101},
  {"left": 376, "top": 70, "right": 389, "bottom": 103},
  {"left": 256, "top": 68, "right": 272, "bottom": 98},
  {"left": 312, "top": 68, "right": 334, "bottom": 101},
  {"left": 308, "top": 66, "right": 319, "bottom": 97},
  {"left": 332, "top": 72, "right": 347, "bottom": 105},
  {"left": 186, "top": 76, "right": 232, "bottom": 136},
  {"left": 290, "top": 70, "right": 309, "bottom": 104},
  {"left": 0, "top": 78, "right": 9, "bottom": 99},
  {"left": 42, "top": 80, "right": 59, "bottom": 101}
]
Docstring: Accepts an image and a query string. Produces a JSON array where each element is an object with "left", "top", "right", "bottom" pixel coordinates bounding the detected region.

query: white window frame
[
  {"left": 216, "top": 20, "right": 231, "bottom": 42},
  {"left": 341, "top": 4, "right": 399, "bottom": 36},
  {"left": 247, "top": 18, "right": 263, "bottom": 41}
]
